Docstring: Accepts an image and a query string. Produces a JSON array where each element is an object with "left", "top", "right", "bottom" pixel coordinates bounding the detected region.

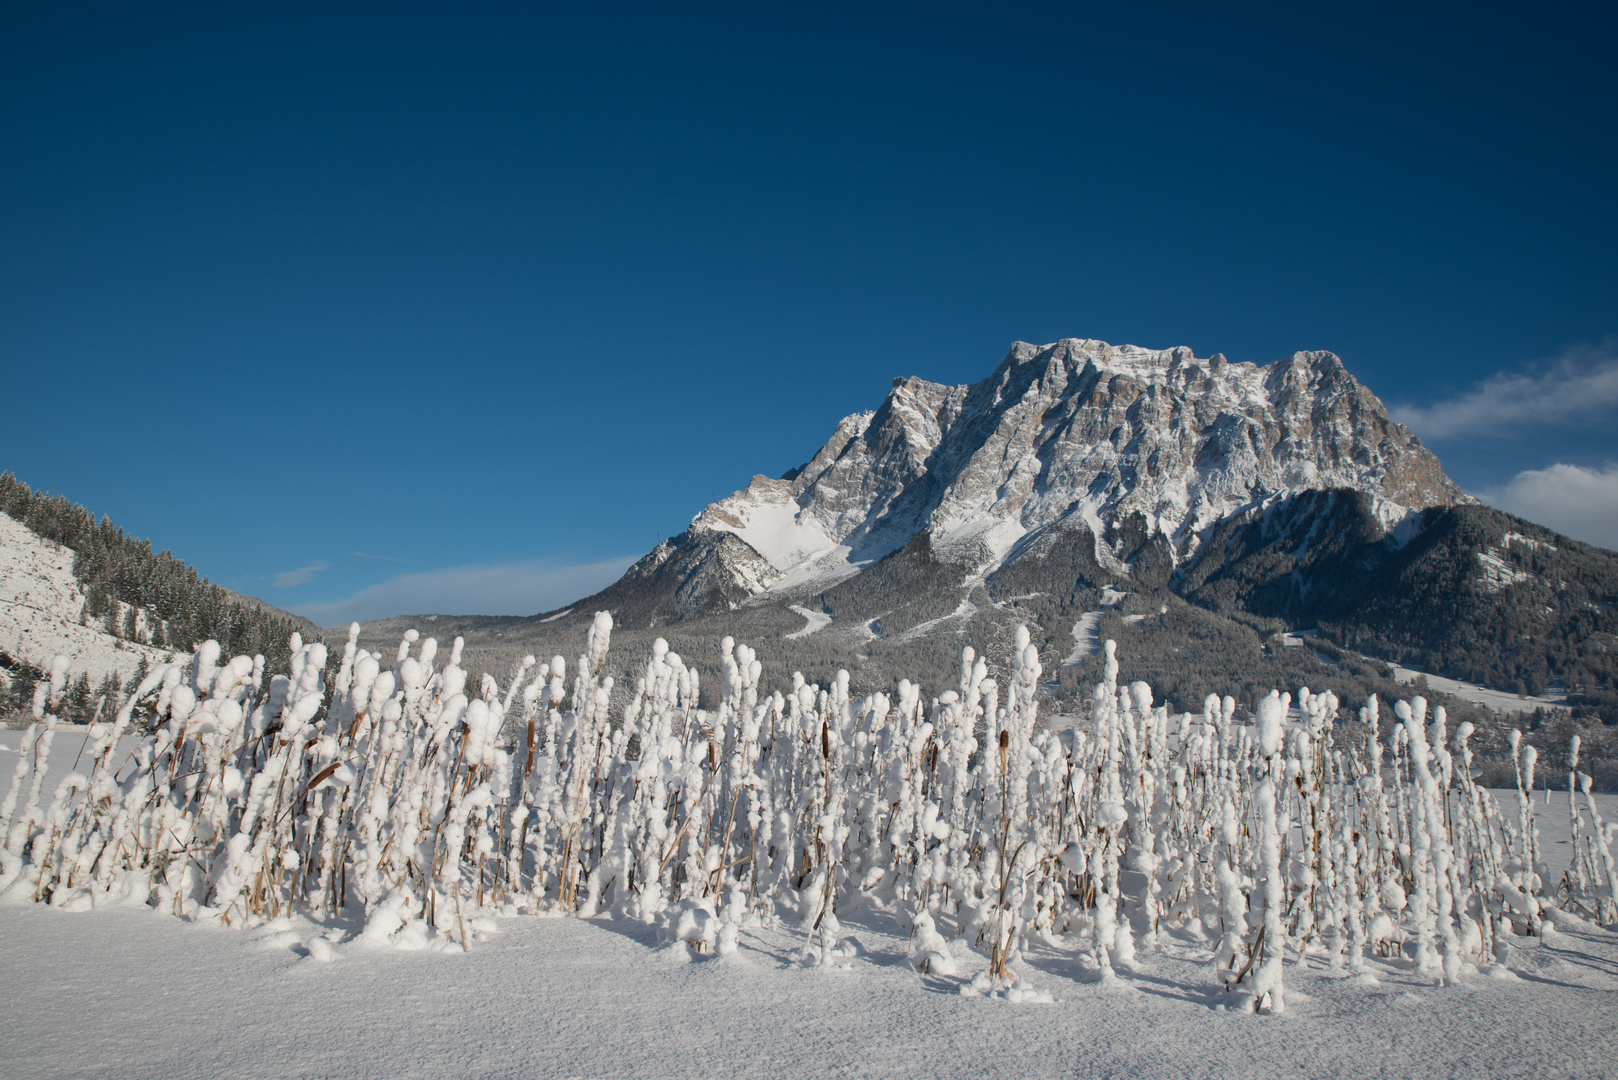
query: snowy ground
[
  {"left": 4, "top": 728, "right": 1616, "bottom": 1080},
  {"left": 1, "top": 896, "right": 1615, "bottom": 1080}
]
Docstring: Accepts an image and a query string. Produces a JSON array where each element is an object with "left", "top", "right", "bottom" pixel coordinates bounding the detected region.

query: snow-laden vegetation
[{"left": 2, "top": 614, "right": 1614, "bottom": 1014}]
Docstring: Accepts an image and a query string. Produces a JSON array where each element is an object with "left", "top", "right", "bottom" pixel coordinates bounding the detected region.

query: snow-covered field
[
  {"left": 2, "top": 857, "right": 1616, "bottom": 1080},
  {"left": 1385, "top": 663, "right": 1571, "bottom": 717}
]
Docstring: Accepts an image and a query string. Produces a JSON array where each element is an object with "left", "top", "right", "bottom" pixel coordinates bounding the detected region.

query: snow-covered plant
[{"left": 2, "top": 614, "right": 1585, "bottom": 1007}]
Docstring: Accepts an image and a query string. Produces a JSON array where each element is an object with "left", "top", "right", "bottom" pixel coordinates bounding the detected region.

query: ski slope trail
[
  {"left": 785, "top": 604, "right": 832, "bottom": 639},
  {"left": 1064, "top": 587, "right": 1126, "bottom": 666}
]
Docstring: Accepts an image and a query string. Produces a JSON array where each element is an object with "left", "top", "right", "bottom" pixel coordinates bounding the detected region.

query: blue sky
[{"left": 3, "top": 2, "right": 1615, "bottom": 624}]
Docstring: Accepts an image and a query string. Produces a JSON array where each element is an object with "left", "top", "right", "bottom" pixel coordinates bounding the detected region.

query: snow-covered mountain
[
  {"left": 606, "top": 339, "right": 1467, "bottom": 622},
  {"left": 330, "top": 338, "right": 1611, "bottom": 720}
]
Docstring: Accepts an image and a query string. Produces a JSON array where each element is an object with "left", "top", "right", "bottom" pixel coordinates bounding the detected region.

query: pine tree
[
  {"left": 0, "top": 470, "right": 316, "bottom": 673},
  {"left": 96, "top": 670, "right": 120, "bottom": 720},
  {"left": 11, "top": 666, "right": 37, "bottom": 716},
  {"left": 125, "top": 656, "right": 149, "bottom": 697},
  {"left": 65, "top": 672, "right": 92, "bottom": 724}
]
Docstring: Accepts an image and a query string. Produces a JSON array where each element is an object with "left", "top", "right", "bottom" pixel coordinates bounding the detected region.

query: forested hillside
[
  {"left": 0, "top": 471, "right": 320, "bottom": 693},
  {"left": 1177, "top": 491, "right": 1618, "bottom": 723}
]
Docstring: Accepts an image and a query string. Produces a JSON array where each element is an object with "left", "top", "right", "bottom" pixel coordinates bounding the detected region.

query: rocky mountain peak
[{"left": 678, "top": 339, "right": 1466, "bottom": 606}]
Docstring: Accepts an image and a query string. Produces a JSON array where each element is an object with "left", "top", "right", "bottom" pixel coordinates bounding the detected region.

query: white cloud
[
  {"left": 287, "top": 556, "right": 640, "bottom": 626},
  {"left": 1391, "top": 341, "right": 1618, "bottom": 440},
  {"left": 275, "top": 563, "right": 330, "bottom": 588},
  {"left": 1475, "top": 462, "right": 1618, "bottom": 551}
]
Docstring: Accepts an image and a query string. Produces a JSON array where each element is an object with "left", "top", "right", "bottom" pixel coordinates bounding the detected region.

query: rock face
[{"left": 670, "top": 339, "right": 1467, "bottom": 610}]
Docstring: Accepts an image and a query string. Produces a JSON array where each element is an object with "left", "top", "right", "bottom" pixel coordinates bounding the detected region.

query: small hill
[{"left": 0, "top": 472, "right": 323, "bottom": 721}]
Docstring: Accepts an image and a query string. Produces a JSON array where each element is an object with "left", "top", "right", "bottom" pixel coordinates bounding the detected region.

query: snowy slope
[
  {"left": 785, "top": 603, "right": 832, "bottom": 638},
  {"left": 694, "top": 475, "right": 847, "bottom": 591},
  {"left": 0, "top": 511, "right": 175, "bottom": 690}
]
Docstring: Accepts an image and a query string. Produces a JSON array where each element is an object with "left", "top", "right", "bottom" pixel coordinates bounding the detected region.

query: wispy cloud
[
  {"left": 1391, "top": 341, "right": 1618, "bottom": 440},
  {"left": 275, "top": 562, "right": 330, "bottom": 589},
  {"left": 287, "top": 556, "right": 640, "bottom": 626},
  {"left": 351, "top": 551, "right": 408, "bottom": 563},
  {"left": 1475, "top": 462, "right": 1618, "bottom": 551}
]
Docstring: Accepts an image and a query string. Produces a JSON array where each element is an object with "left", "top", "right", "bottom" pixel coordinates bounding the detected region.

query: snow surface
[
  {"left": 891, "top": 597, "right": 978, "bottom": 643},
  {"left": 1504, "top": 532, "right": 1556, "bottom": 554},
  {"left": 1478, "top": 549, "right": 1536, "bottom": 592},
  {"left": 1372, "top": 498, "right": 1424, "bottom": 549},
  {"left": 2, "top": 839, "right": 1615, "bottom": 1079},
  {"left": 0, "top": 511, "right": 175, "bottom": 688},
  {"left": 694, "top": 476, "right": 851, "bottom": 593},
  {"left": 928, "top": 513, "right": 1029, "bottom": 574}
]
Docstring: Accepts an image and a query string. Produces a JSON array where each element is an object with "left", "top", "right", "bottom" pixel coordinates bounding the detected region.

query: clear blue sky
[{"left": 4, "top": 2, "right": 1616, "bottom": 623}]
